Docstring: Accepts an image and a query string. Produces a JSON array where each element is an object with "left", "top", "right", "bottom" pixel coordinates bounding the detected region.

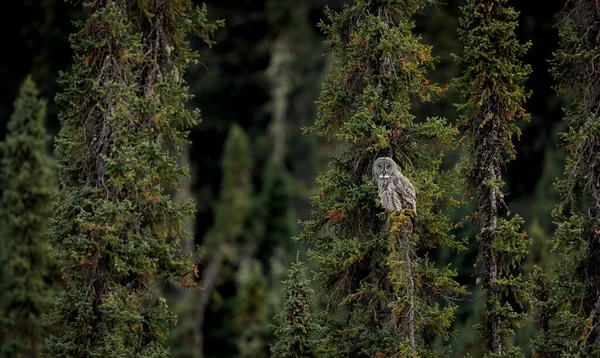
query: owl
[{"left": 373, "top": 157, "right": 417, "bottom": 215}]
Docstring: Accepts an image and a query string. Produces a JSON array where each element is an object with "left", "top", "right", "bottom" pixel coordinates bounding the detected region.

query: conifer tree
[
  {"left": 532, "top": 1, "right": 600, "bottom": 355},
  {"left": 236, "top": 258, "right": 269, "bottom": 358},
  {"left": 196, "top": 124, "right": 254, "bottom": 357},
  {"left": 271, "top": 258, "right": 321, "bottom": 358},
  {"left": 200, "top": 124, "right": 253, "bottom": 252},
  {"left": 258, "top": 2, "right": 304, "bottom": 350},
  {"left": 453, "top": 0, "right": 531, "bottom": 356},
  {"left": 0, "top": 76, "right": 55, "bottom": 358},
  {"left": 260, "top": 158, "right": 296, "bottom": 264},
  {"left": 302, "top": 1, "right": 467, "bottom": 356},
  {"left": 235, "top": 158, "right": 296, "bottom": 357},
  {"left": 45, "top": 1, "right": 221, "bottom": 356}
]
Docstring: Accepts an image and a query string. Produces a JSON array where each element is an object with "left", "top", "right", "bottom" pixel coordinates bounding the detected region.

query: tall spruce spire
[
  {"left": 533, "top": 1, "right": 600, "bottom": 355},
  {"left": 271, "top": 257, "right": 321, "bottom": 358},
  {"left": 0, "top": 76, "right": 55, "bottom": 358},
  {"left": 302, "top": 1, "right": 467, "bottom": 355},
  {"left": 45, "top": 1, "right": 221, "bottom": 356},
  {"left": 453, "top": 0, "right": 531, "bottom": 356}
]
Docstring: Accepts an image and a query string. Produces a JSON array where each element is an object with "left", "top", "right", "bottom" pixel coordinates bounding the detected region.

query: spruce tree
[
  {"left": 453, "top": 0, "right": 531, "bottom": 356},
  {"left": 257, "top": 2, "right": 305, "bottom": 350},
  {"left": 236, "top": 258, "right": 269, "bottom": 358},
  {"left": 532, "top": 1, "right": 600, "bottom": 355},
  {"left": 234, "top": 158, "right": 297, "bottom": 357},
  {"left": 260, "top": 158, "right": 296, "bottom": 264},
  {"left": 301, "top": 1, "right": 467, "bottom": 356},
  {"left": 45, "top": 1, "right": 221, "bottom": 356},
  {"left": 271, "top": 258, "right": 321, "bottom": 358},
  {"left": 200, "top": 124, "right": 253, "bottom": 252},
  {"left": 196, "top": 124, "right": 254, "bottom": 357},
  {"left": 0, "top": 76, "right": 55, "bottom": 358}
]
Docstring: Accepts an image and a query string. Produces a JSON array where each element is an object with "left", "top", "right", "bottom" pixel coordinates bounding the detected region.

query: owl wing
[{"left": 393, "top": 173, "right": 417, "bottom": 214}]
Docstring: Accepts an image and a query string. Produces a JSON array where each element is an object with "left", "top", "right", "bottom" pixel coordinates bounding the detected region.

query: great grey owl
[{"left": 373, "top": 157, "right": 416, "bottom": 214}]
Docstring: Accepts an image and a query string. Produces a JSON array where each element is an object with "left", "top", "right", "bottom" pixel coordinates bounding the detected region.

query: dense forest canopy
[{"left": 0, "top": 0, "right": 594, "bottom": 357}]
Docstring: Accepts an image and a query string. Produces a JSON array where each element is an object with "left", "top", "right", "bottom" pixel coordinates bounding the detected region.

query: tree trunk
[{"left": 266, "top": 36, "right": 292, "bottom": 164}]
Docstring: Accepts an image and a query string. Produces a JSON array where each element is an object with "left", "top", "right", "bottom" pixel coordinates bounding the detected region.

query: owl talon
[{"left": 401, "top": 209, "right": 415, "bottom": 217}]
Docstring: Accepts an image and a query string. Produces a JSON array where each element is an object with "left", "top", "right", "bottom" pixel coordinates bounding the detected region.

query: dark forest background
[{"left": 0, "top": 0, "right": 568, "bottom": 356}]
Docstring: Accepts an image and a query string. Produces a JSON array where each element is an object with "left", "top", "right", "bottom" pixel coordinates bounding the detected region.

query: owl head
[{"left": 373, "top": 157, "right": 397, "bottom": 179}]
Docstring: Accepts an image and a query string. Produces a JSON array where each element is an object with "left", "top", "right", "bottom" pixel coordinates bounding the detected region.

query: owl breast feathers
[{"left": 373, "top": 157, "right": 417, "bottom": 214}]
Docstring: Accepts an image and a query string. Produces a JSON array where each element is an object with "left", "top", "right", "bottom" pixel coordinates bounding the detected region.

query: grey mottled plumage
[{"left": 373, "top": 157, "right": 416, "bottom": 214}]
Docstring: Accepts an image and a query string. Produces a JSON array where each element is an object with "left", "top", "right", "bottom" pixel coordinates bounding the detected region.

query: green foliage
[
  {"left": 0, "top": 76, "right": 55, "bottom": 358},
  {"left": 235, "top": 159, "right": 298, "bottom": 357},
  {"left": 260, "top": 158, "right": 297, "bottom": 259},
  {"left": 236, "top": 258, "right": 269, "bottom": 358},
  {"left": 198, "top": 124, "right": 256, "bottom": 358},
  {"left": 549, "top": 1, "right": 600, "bottom": 211},
  {"left": 301, "top": 1, "right": 467, "bottom": 356},
  {"left": 199, "top": 124, "right": 297, "bottom": 358},
  {"left": 453, "top": 0, "right": 531, "bottom": 162},
  {"left": 271, "top": 258, "right": 322, "bottom": 358},
  {"left": 220, "top": 154, "right": 299, "bottom": 358},
  {"left": 453, "top": 0, "right": 531, "bottom": 356},
  {"left": 204, "top": 124, "right": 253, "bottom": 249},
  {"left": 45, "top": 1, "right": 221, "bottom": 356},
  {"left": 533, "top": 3, "right": 600, "bottom": 354},
  {"left": 0, "top": 1, "right": 582, "bottom": 357}
]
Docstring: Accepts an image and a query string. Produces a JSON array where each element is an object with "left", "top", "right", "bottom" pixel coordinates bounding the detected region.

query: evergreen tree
[
  {"left": 45, "top": 1, "right": 221, "bottom": 356},
  {"left": 205, "top": 125, "right": 254, "bottom": 249},
  {"left": 197, "top": 124, "right": 254, "bottom": 358},
  {"left": 196, "top": 0, "right": 306, "bottom": 352},
  {"left": 453, "top": 0, "right": 531, "bottom": 356},
  {"left": 532, "top": 1, "right": 600, "bottom": 355},
  {"left": 0, "top": 76, "right": 55, "bottom": 358},
  {"left": 250, "top": 1, "right": 307, "bottom": 350},
  {"left": 233, "top": 159, "right": 297, "bottom": 357},
  {"left": 271, "top": 258, "right": 321, "bottom": 358},
  {"left": 259, "top": 158, "right": 296, "bottom": 266},
  {"left": 301, "top": 1, "right": 467, "bottom": 356},
  {"left": 236, "top": 258, "right": 269, "bottom": 358}
]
